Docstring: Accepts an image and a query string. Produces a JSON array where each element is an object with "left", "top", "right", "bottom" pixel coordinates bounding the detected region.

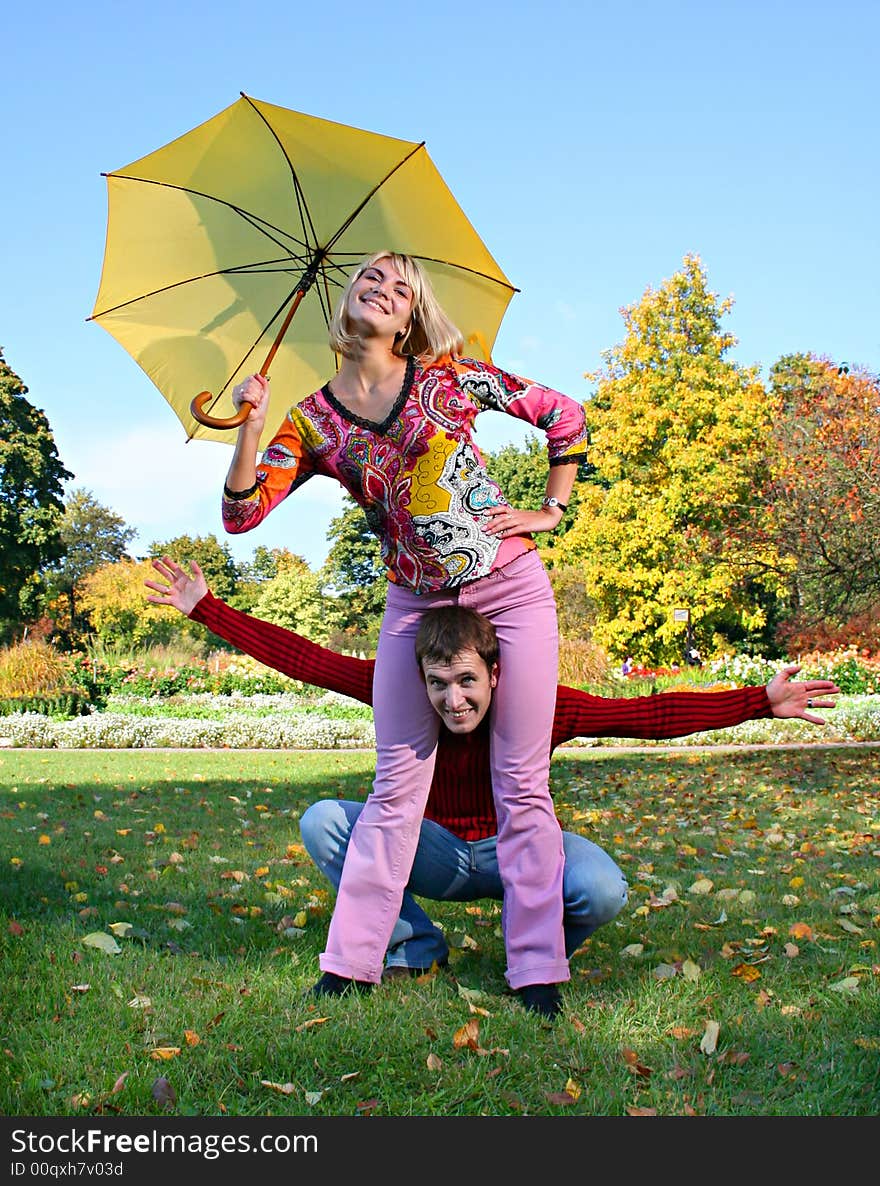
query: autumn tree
[
  {"left": 79, "top": 558, "right": 178, "bottom": 648},
  {"left": 0, "top": 349, "right": 72, "bottom": 641},
  {"left": 485, "top": 435, "right": 580, "bottom": 539},
  {"left": 555, "top": 255, "right": 787, "bottom": 663},
  {"left": 48, "top": 488, "right": 136, "bottom": 637},
  {"left": 767, "top": 354, "right": 880, "bottom": 649}
]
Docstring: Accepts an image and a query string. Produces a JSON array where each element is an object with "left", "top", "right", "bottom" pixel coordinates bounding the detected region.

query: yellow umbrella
[{"left": 89, "top": 93, "right": 518, "bottom": 449}]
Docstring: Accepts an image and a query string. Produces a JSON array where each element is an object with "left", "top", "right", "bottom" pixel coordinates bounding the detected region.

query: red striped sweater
[{"left": 190, "top": 592, "right": 772, "bottom": 841}]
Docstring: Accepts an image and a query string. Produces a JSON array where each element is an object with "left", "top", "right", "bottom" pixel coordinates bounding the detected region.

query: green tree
[
  {"left": 0, "top": 349, "right": 73, "bottom": 641},
  {"left": 233, "top": 545, "right": 301, "bottom": 614},
  {"left": 48, "top": 488, "right": 136, "bottom": 636},
  {"left": 485, "top": 435, "right": 580, "bottom": 541},
  {"left": 319, "top": 498, "right": 386, "bottom": 645},
  {"left": 767, "top": 354, "right": 880, "bottom": 649},
  {"left": 556, "top": 255, "right": 786, "bottom": 663},
  {"left": 252, "top": 554, "right": 335, "bottom": 644},
  {"left": 148, "top": 533, "right": 240, "bottom": 601}
]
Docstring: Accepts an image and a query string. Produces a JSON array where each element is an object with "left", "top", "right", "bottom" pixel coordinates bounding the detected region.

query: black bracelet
[{"left": 541, "top": 496, "right": 567, "bottom": 513}]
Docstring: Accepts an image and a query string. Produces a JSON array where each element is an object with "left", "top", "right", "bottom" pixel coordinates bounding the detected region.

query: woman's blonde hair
[{"left": 328, "top": 251, "right": 464, "bottom": 362}]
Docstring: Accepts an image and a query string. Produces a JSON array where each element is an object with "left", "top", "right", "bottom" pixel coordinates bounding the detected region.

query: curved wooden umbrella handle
[{"left": 190, "top": 390, "right": 251, "bottom": 430}]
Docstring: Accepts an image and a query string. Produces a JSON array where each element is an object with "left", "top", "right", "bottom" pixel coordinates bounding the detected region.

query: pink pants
[{"left": 319, "top": 549, "right": 569, "bottom": 990}]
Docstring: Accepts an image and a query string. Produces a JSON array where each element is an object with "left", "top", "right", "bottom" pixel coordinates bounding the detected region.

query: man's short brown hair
[{"left": 415, "top": 606, "right": 499, "bottom": 671}]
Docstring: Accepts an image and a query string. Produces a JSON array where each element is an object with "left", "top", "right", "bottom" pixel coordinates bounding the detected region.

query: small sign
[{"left": 673, "top": 608, "right": 690, "bottom": 622}]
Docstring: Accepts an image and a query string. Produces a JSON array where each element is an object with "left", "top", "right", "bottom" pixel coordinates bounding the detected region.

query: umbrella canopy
[{"left": 90, "top": 93, "right": 518, "bottom": 448}]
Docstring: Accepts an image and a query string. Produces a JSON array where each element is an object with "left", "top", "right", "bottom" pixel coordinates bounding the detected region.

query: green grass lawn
[{"left": 1, "top": 746, "right": 878, "bottom": 1117}]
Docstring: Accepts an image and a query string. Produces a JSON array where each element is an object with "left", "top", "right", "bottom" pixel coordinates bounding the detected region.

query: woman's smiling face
[{"left": 347, "top": 257, "right": 414, "bottom": 339}]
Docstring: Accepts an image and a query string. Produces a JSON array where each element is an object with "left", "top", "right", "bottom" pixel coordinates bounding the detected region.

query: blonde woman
[{"left": 222, "top": 252, "right": 589, "bottom": 1017}]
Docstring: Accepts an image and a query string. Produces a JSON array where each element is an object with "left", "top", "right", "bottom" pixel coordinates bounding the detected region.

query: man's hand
[
  {"left": 766, "top": 664, "right": 841, "bottom": 724},
  {"left": 144, "top": 556, "right": 208, "bottom": 616}
]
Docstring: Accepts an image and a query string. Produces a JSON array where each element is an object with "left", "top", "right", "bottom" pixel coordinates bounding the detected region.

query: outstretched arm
[
  {"left": 551, "top": 666, "right": 839, "bottom": 747},
  {"left": 144, "top": 556, "right": 374, "bottom": 705}
]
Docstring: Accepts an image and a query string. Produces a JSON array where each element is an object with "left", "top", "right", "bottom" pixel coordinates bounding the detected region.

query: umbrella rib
[
  {"left": 88, "top": 256, "right": 343, "bottom": 319},
  {"left": 323, "top": 142, "right": 427, "bottom": 253},
  {"left": 240, "top": 92, "right": 321, "bottom": 259},
  {"left": 408, "top": 255, "right": 520, "bottom": 294},
  {"left": 100, "top": 172, "right": 316, "bottom": 261}
]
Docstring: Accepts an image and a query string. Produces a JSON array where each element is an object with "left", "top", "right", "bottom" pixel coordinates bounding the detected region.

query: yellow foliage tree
[
  {"left": 78, "top": 559, "right": 178, "bottom": 647},
  {"left": 557, "top": 255, "right": 790, "bottom": 664}
]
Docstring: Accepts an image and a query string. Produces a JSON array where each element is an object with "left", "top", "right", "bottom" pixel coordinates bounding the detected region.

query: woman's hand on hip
[{"left": 484, "top": 504, "right": 563, "bottom": 539}]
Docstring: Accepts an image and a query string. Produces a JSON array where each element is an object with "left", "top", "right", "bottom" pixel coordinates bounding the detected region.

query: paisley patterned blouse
[{"left": 222, "top": 354, "right": 589, "bottom": 595}]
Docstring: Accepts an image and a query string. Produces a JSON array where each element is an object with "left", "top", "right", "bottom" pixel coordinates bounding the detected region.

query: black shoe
[
  {"left": 382, "top": 957, "right": 449, "bottom": 981},
  {"left": 517, "top": 982, "right": 563, "bottom": 1018},
  {"left": 311, "top": 971, "right": 374, "bottom": 998}
]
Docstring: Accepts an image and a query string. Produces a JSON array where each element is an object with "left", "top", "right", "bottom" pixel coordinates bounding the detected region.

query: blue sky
[{"left": 2, "top": 0, "right": 877, "bottom": 571}]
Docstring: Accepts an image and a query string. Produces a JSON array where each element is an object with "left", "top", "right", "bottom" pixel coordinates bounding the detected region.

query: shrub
[
  {"left": 559, "top": 638, "right": 609, "bottom": 686},
  {"left": 0, "top": 691, "right": 91, "bottom": 718},
  {"left": 0, "top": 639, "right": 69, "bottom": 696}
]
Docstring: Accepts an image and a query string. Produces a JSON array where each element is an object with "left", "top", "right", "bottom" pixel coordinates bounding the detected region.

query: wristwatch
[{"left": 541, "top": 496, "right": 567, "bottom": 512}]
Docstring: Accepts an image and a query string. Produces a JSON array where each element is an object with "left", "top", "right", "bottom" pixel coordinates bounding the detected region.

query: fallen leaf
[
  {"left": 261, "top": 1080, "right": 296, "bottom": 1095},
  {"left": 426, "top": 1053, "right": 442, "bottom": 1071},
  {"left": 653, "top": 962, "right": 678, "bottom": 979},
  {"left": 82, "top": 932, "right": 121, "bottom": 955},
  {"left": 546, "top": 1091, "right": 578, "bottom": 1106},
  {"left": 688, "top": 878, "right": 713, "bottom": 895},
  {"left": 456, "top": 985, "right": 486, "bottom": 1005},
  {"left": 789, "top": 922, "right": 813, "bottom": 941},
  {"left": 837, "top": 919, "right": 864, "bottom": 934},
  {"left": 8, "top": 921, "right": 23, "bottom": 936},
  {"left": 682, "top": 959, "right": 701, "bottom": 981},
  {"left": 183, "top": 1030, "right": 200, "bottom": 1047},
  {"left": 784, "top": 943, "right": 800, "bottom": 958},
  {"left": 294, "top": 1017, "right": 330, "bottom": 1032},
  {"left": 453, "top": 1018, "right": 480, "bottom": 1050},
  {"left": 829, "top": 976, "right": 860, "bottom": 995},
  {"left": 111, "top": 1072, "right": 129, "bottom": 1094},
  {"left": 625, "top": 1106, "right": 658, "bottom": 1115},
  {"left": 621, "top": 1049, "right": 653, "bottom": 1078},
  {"left": 108, "top": 922, "right": 134, "bottom": 937},
  {"left": 149, "top": 1047, "right": 181, "bottom": 1060},
  {"left": 700, "top": 1020, "right": 720, "bottom": 1055},
  {"left": 621, "top": 943, "right": 644, "bottom": 958},
  {"left": 70, "top": 984, "right": 91, "bottom": 993},
  {"left": 355, "top": 1098, "right": 380, "bottom": 1116},
  {"left": 732, "top": 963, "right": 761, "bottom": 983},
  {"left": 667, "top": 1026, "right": 698, "bottom": 1039},
  {"left": 151, "top": 1077, "right": 176, "bottom": 1109},
  {"left": 128, "top": 994, "right": 152, "bottom": 1010}
]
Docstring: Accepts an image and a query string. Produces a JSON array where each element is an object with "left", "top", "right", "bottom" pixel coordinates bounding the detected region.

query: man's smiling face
[{"left": 421, "top": 648, "right": 498, "bottom": 734}]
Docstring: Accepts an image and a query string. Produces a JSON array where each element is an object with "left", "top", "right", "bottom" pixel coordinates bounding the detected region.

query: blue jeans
[{"left": 301, "top": 799, "right": 629, "bottom": 972}]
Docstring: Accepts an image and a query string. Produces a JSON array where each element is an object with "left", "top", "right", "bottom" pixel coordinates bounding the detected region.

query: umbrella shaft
[{"left": 261, "top": 284, "right": 307, "bottom": 376}]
